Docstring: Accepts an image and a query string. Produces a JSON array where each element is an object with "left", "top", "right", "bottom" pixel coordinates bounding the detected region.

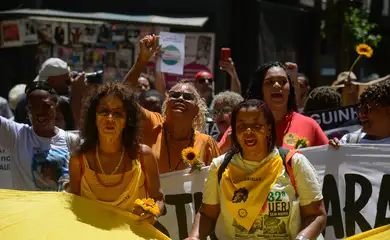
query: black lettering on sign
[
  {"left": 268, "top": 201, "right": 290, "bottom": 217},
  {"left": 375, "top": 174, "right": 390, "bottom": 228},
  {"left": 165, "top": 193, "right": 193, "bottom": 240},
  {"left": 1, "top": 155, "right": 11, "bottom": 161},
  {"left": 0, "top": 163, "right": 10, "bottom": 170},
  {"left": 344, "top": 174, "right": 372, "bottom": 237},
  {"left": 322, "top": 174, "right": 344, "bottom": 238},
  {"left": 193, "top": 192, "right": 203, "bottom": 213}
]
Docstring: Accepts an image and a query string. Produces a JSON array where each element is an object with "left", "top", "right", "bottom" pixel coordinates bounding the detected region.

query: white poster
[
  {"left": 69, "top": 23, "right": 84, "bottom": 45},
  {"left": 156, "top": 32, "right": 185, "bottom": 75},
  {"left": 20, "top": 19, "right": 38, "bottom": 44},
  {"left": 37, "top": 21, "right": 53, "bottom": 43},
  {"left": 0, "top": 146, "right": 12, "bottom": 189},
  {"left": 52, "top": 22, "right": 69, "bottom": 45},
  {"left": 158, "top": 145, "right": 390, "bottom": 240},
  {"left": 1, "top": 20, "right": 23, "bottom": 48},
  {"left": 164, "top": 33, "right": 215, "bottom": 88},
  {"left": 84, "top": 24, "right": 98, "bottom": 44}
]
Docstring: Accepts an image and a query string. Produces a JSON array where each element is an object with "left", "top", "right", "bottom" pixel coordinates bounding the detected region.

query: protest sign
[
  {"left": 156, "top": 32, "right": 185, "bottom": 75},
  {"left": 0, "top": 146, "right": 12, "bottom": 189},
  {"left": 304, "top": 105, "right": 358, "bottom": 131},
  {"left": 158, "top": 145, "right": 390, "bottom": 240}
]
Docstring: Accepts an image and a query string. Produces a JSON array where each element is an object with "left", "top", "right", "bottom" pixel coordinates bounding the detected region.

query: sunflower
[
  {"left": 294, "top": 137, "right": 309, "bottom": 149},
  {"left": 181, "top": 147, "right": 200, "bottom": 166},
  {"left": 134, "top": 198, "right": 160, "bottom": 216},
  {"left": 356, "top": 43, "right": 373, "bottom": 58}
]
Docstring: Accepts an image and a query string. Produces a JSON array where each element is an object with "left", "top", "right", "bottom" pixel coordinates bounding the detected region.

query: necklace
[
  {"left": 95, "top": 145, "right": 125, "bottom": 175},
  {"left": 163, "top": 124, "right": 194, "bottom": 172}
]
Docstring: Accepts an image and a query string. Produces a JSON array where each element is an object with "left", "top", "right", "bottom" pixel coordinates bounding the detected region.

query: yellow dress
[{"left": 80, "top": 154, "right": 148, "bottom": 212}]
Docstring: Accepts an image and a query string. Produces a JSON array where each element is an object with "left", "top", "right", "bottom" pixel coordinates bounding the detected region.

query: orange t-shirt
[{"left": 141, "top": 108, "right": 221, "bottom": 174}]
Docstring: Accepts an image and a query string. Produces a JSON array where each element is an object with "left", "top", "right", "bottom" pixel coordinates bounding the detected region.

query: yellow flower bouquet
[
  {"left": 181, "top": 147, "right": 203, "bottom": 172},
  {"left": 134, "top": 198, "right": 160, "bottom": 216},
  {"left": 294, "top": 137, "right": 309, "bottom": 149}
]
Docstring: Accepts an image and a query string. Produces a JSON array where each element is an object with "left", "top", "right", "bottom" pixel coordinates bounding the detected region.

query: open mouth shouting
[{"left": 244, "top": 137, "right": 258, "bottom": 147}]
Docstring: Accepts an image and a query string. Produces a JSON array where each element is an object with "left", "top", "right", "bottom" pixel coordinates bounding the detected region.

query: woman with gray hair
[{"left": 209, "top": 91, "right": 243, "bottom": 141}]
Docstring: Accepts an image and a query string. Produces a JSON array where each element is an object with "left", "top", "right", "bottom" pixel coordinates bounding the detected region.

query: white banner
[{"left": 157, "top": 145, "right": 390, "bottom": 240}]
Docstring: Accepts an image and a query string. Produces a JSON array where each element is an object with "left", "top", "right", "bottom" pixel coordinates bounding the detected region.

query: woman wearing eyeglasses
[{"left": 122, "top": 35, "right": 221, "bottom": 173}]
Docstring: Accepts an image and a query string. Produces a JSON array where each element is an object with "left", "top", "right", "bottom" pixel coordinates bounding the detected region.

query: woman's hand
[
  {"left": 220, "top": 58, "right": 238, "bottom": 78},
  {"left": 328, "top": 137, "right": 341, "bottom": 149},
  {"left": 139, "top": 35, "right": 159, "bottom": 63},
  {"left": 183, "top": 237, "right": 200, "bottom": 240},
  {"left": 132, "top": 206, "right": 157, "bottom": 225}
]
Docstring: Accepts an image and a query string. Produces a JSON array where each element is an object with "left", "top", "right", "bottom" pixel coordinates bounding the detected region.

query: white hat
[
  {"left": 8, "top": 84, "right": 27, "bottom": 110},
  {"left": 33, "top": 58, "right": 70, "bottom": 82}
]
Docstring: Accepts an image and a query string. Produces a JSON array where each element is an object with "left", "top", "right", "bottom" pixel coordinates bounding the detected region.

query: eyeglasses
[
  {"left": 96, "top": 106, "right": 126, "bottom": 118},
  {"left": 357, "top": 103, "right": 377, "bottom": 115},
  {"left": 168, "top": 91, "right": 195, "bottom": 101},
  {"left": 212, "top": 106, "right": 232, "bottom": 119},
  {"left": 197, "top": 78, "right": 213, "bottom": 84}
]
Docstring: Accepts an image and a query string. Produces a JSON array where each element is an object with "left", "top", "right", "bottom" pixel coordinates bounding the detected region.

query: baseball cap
[
  {"left": 195, "top": 71, "right": 214, "bottom": 81},
  {"left": 33, "top": 58, "right": 70, "bottom": 82},
  {"left": 331, "top": 71, "right": 357, "bottom": 88},
  {"left": 8, "top": 84, "right": 26, "bottom": 110}
]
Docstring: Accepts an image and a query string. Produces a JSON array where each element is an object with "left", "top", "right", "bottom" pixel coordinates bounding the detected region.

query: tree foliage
[{"left": 344, "top": 7, "right": 382, "bottom": 48}]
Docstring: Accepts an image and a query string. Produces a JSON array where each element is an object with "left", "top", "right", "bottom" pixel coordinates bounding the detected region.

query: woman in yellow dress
[{"left": 67, "top": 83, "right": 165, "bottom": 222}]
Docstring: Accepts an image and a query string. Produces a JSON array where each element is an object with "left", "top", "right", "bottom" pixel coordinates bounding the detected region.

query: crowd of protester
[{"left": 1, "top": 34, "right": 389, "bottom": 240}]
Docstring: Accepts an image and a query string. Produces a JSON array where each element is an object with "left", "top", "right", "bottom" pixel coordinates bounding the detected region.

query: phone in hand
[{"left": 220, "top": 48, "right": 231, "bottom": 61}]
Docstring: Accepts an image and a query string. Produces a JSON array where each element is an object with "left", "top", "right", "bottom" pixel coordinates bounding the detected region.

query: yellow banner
[
  {"left": 0, "top": 189, "right": 170, "bottom": 240},
  {"left": 344, "top": 225, "right": 390, "bottom": 240}
]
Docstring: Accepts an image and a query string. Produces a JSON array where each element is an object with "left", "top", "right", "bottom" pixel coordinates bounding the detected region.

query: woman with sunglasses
[
  {"left": 122, "top": 35, "right": 221, "bottom": 174},
  {"left": 218, "top": 62, "right": 328, "bottom": 152},
  {"left": 329, "top": 80, "right": 390, "bottom": 147},
  {"left": 67, "top": 83, "right": 165, "bottom": 224},
  {"left": 187, "top": 99, "right": 326, "bottom": 240}
]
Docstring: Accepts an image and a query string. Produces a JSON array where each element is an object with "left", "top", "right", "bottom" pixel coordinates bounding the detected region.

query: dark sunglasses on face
[
  {"left": 96, "top": 106, "right": 126, "bottom": 119},
  {"left": 358, "top": 103, "right": 377, "bottom": 115},
  {"left": 197, "top": 78, "right": 213, "bottom": 84},
  {"left": 169, "top": 91, "right": 196, "bottom": 101}
]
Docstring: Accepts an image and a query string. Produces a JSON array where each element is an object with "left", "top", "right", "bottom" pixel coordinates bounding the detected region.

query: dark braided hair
[
  {"left": 246, "top": 61, "right": 297, "bottom": 112},
  {"left": 303, "top": 86, "right": 341, "bottom": 112},
  {"left": 359, "top": 79, "right": 390, "bottom": 106},
  {"left": 217, "top": 99, "right": 276, "bottom": 182}
]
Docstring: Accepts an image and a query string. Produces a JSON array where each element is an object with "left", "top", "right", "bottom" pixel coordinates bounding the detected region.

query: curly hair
[
  {"left": 246, "top": 61, "right": 297, "bottom": 112},
  {"left": 78, "top": 83, "right": 141, "bottom": 160},
  {"left": 161, "top": 80, "right": 208, "bottom": 132},
  {"left": 217, "top": 99, "right": 276, "bottom": 182},
  {"left": 303, "top": 86, "right": 341, "bottom": 112},
  {"left": 210, "top": 91, "right": 244, "bottom": 111},
  {"left": 360, "top": 79, "right": 390, "bottom": 106}
]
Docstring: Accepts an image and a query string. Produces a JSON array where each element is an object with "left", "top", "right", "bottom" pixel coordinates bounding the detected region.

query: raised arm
[{"left": 123, "top": 35, "right": 159, "bottom": 88}]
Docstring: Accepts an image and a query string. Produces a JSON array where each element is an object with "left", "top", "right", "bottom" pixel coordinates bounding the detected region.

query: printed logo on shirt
[
  {"left": 232, "top": 188, "right": 249, "bottom": 203},
  {"left": 0, "top": 148, "right": 11, "bottom": 171},
  {"left": 31, "top": 147, "right": 69, "bottom": 191},
  {"left": 267, "top": 191, "right": 290, "bottom": 217},
  {"left": 233, "top": 215, "right": 288, "bottom": 239},
  {"left": 283, "top": 133, "right": 310, "bottom": 149}
]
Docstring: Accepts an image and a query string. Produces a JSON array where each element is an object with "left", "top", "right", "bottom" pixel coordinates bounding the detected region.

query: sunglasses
[
  {"left": 357, "top": 103, "right": 377, "bottom": 115},
  {"left": 197, "top": 78, "right": 213, "bottom": 84},
  {"left": 168, "top": 91, "right": 195, "bottom": 101},
  {"left": 96, "top": 106, "right": 126, "bottom": 119}
]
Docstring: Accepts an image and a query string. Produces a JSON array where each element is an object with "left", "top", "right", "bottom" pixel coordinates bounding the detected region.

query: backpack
[
  {"left": 345, "top": 131, "right": 364, "bottom": 143},
  {"left": 64, "top": 131, "right": 79, "bottom": 154},
  {"left": 218, "top": 147, "right": 299, "bottom": 196}
]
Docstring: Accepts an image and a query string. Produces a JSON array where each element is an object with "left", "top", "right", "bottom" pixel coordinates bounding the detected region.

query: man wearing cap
[
  {"left": 14, "top": 58, "right": 72, "bottom": 125},
  {"left": 194, "top": 71, "right": 214, "bottom": 107}
]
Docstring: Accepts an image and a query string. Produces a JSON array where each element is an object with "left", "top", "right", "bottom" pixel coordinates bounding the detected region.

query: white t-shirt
[
  {"left": 203, "top": 148, "right": 323, "bottom": 240},
  {"left": 340, "top": 129, "right": 390, "bottom": 144},
  {"left": 0, "top": 116, "right": 70, "bottom": 191},
  {"left": 0, "top": 145, "right": 12, "bottom": 189}
]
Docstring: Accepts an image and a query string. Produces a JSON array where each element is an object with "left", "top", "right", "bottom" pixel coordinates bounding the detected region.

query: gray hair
[{"left": 210, "top": 91, "right": 244, "bottom": 110}]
